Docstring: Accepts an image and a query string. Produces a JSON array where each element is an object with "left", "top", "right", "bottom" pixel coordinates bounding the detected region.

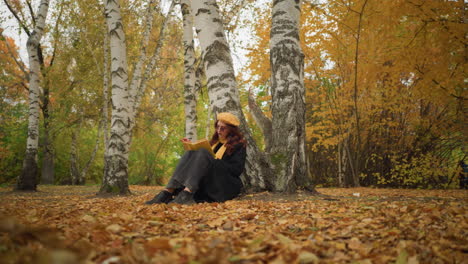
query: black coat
[{"left": 194, "top": 143, "right": 246, "bottom": 203}]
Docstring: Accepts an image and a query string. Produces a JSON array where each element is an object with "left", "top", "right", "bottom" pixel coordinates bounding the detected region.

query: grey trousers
[{"left": 166, "top": 149, "right": 214, "bottom": 193}]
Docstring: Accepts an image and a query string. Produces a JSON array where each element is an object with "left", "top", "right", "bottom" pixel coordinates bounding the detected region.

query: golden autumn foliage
[
  {"left": 245, "top": 0, "right": 466, "bottom": 188},
  {"left": 0, "top": 32, "right": 28, "bottom": 182}
]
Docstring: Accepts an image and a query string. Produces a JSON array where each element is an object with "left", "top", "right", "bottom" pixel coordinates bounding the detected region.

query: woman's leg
[
  {"left": 146, "top": 150, "right": 213, "bottom": 205},
  {"left": 167, "top": 149, "right": 214, "bottom": 193}
]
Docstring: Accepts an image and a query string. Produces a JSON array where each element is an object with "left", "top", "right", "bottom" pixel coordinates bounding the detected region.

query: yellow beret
[{"left": 217, "top": 112, "right": 240, "bottom": 127}]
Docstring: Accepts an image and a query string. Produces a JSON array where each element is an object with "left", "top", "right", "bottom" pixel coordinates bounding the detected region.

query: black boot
[
  {"left": 169, "top": 190, "right": 195, "bottom": 205},
  {"left": 145, "top": 190, "right": 173, "bottom": 204}
]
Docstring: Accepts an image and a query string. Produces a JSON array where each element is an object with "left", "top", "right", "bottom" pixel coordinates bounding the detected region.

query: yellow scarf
[{"left": 212, "top": 138, "right": 227, "bottom": 159}]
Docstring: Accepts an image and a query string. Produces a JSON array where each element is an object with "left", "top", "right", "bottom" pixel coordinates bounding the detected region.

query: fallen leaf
[
  {"left": 82, "top": 215, "right": 96, "bottom": 223},
  {"left": 105, "top": 224, "right": 122, "bottom": 233},
  {"left": 298, "top": 251, "right": 319, "bottom": 264}
]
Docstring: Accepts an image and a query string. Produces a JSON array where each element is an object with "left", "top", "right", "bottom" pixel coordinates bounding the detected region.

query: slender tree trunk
[
  {"left": 205, "top": 105, "right": 212, "bottom": 139},
  {"left": 344, "top": 137, "right": 357, "bottom": 187},
  {"left": 338, "top": 141, "right": 343, "bottom": 187},
  {"left": 248, "top": 94, "right": 272, "bottom": 153},
  {"left": 70, "top": 126, "right": 80, "bottom": 185},
  {"left": 181, "top": 0, "right": 198, "bottom": 141},
  {"left": 269, "top": 0, "right": 313, "bottom": 192},
  {"left": 191, "top": 0, "right": 272, "bottom": 191},
  {"left": 41, "top": 82, "right": 54, "bottom": 184},
  {"left": 70, "top": 119, "right": 100, "bottom": 185},
  {"left": 80, "top": 125, "right": 101, "bottom": 185},
  {"left": 351, "top": 0, "right": 368, "bottom": 187},
  {"left": 131, "top": 1, "right": 175, "bottom": 119},
  {"left": 41, "top": 129, "right": 54, "bottom": 184},
  {"left": 100, "top": 0, "right": 130, "bottom": 195},
  {"left": 16, "top": 0, "right": 50, "bottom": 191}
]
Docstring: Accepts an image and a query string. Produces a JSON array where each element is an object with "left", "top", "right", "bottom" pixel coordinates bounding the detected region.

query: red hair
[{"left": 209, "top": 121, "right": 247, "bottom": 155}]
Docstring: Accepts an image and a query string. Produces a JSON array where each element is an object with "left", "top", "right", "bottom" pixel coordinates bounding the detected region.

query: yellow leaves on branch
[{"left": 243, "top": 0, "right": 465, "bottom": 160}]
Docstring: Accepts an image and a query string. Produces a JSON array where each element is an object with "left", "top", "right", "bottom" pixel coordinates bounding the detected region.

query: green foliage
[
  {"left": 388, "top": 154, "right": 454, "bottom": 189},
  {"left": 0, "top": 103, "right": 28, "bottom": 184}
]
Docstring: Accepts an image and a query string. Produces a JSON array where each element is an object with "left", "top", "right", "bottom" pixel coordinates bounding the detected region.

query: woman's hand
[{"left": 181, "top": 138, "right": 191, "bottom": 143}]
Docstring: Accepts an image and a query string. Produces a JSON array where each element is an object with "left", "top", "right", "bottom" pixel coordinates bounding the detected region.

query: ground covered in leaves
[{"left": 0, "top": 185, "right": 466, "bottom": 264}]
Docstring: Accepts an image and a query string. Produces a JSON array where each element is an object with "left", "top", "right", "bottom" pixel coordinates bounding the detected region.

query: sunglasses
[{"left": 216, "top": 125, "right": 228, "bottom": 132}]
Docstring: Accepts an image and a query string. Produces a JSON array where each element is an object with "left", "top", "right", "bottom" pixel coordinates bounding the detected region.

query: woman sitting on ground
[{"left": 145, "top": 112, "right": 247, "bottom": 205}]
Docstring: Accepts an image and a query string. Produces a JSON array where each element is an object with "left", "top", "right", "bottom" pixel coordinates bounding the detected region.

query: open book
[{"left": 182, "top": 139, "right": 215, "bottom": 157}]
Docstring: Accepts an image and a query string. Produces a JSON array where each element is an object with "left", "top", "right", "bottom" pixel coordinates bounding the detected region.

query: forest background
[{"left": 0, "top": 0, "right": 466, "bottom": 190}]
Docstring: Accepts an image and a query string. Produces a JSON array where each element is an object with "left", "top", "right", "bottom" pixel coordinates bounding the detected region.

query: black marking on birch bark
[
  {"left": 196, "top": 8, "right": 210, "bottom": 16},
  {"left": 109, "top": 29, "right": 123, "bottom": 39},
  {"left": 273, "top": 38, "right": 300, "bottom": 47},
  {"left": 273, "top": 0, "right": 287, "bottom": 6},
  {"left": 209, "top": 81, "right": 230, "bottom": 91},
  {"left": 272, "top": 11, "right": 287, "bottom": 20},
  {"left": 111, "top": 67, "right": 128, "bottom": 78},
  {"left": 181, "top": 3, "right": 190, "bottom": 16},
  {"left": 196, "top": 29, "right": 201, "bottom": 34},
  {"left": 213, "top": 18, "right": 222, "bottom": 24},
  {"left": 284, "top": 29, "right": 299, "bottom": 40},
  {"left": 271, "top": 20, "right": 295, "bottom": 36},
  {"left": 215, "top": 31, "right": 223, "bottom": 37},
  {"left": 107, "top": 8, "right": 121, "bottom": 16},
  {"left": 207, "top": 72, "right": 236, "bottom": 85},
  {"left": 271, "top": 44, "right": 303, "bottom": 76},
  {"left": 225, "top": 98, "right": 237, "bottom": 110},
  {"left": 184, "top": 94, "right": 195, "bottom": 101},
  {"left": 204, "top": 40, "right": 232, "bottom": 69},
  {"left": 28, "top": 130, "right": 38, "bottom": 140},
  {"left": 218, "top": 72, "right": 236, "bottom": 81},
  {"left": 108, "top": 141, "right": 126, "bottom": 152},
  {"left": 112, "top": 118, "right": 130, "bottom": 129},
  {"left": 210, "top": 2, "right": 220, "bottom": 10}
]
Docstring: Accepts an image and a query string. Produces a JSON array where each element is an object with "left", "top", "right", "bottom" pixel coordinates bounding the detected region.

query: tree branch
[
  {"left": 0, "top": 30, "right": 29, "bottom": 79},
  {"left": 26, "top": 0, "right": 36, "bottom": 27},
  {"left": 247, "top": 89, "right": 272, "bottom": 152},
  {"left": 3, "top": 0, "right": 31, "bottom": 36},
  {"left": 49, "top": 0, "right": 65, "bottom": 68}
]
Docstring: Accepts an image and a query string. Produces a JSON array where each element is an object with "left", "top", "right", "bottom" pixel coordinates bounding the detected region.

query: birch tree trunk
[
  {"left": 100, "top": 0, "right": 131, "bottom": 195},
  {"left": 70, "top": 126, "right": 80, "bottom": 185},
  {"left": 269, "top": 0, "right": 313, "bottom": 192},
  {"left": 16, "top": 0, "right": 50, "bottom": 191},
  {"left": 129, "top": 1, "right": 175, "bottom": 122},
  {"left": 100, "top": 0, "right": 174, "bottom": 194},
  {"left": 191, "top": 0, "right": 271, "bottom": 190},
  {"left": 102, "top": 19, "right": 110, "bottom": 185},
  {"left": 181, "top": 0, "right": 198, "bottom": 141},
  {"left": 41, "top": 82, "right": 54, "bottom": 184}
]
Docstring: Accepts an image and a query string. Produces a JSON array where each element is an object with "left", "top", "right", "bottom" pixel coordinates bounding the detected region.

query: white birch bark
[
  {"left": 102, "top": 23, "right": 110, "bottom": 179},
  {"left": 128, "top": 0, "right": 158, "bottom": 119},
  {"left": 130, "top": 1, "right": 175, "bottom": 118},
  {"left": 100, "top": 0, "right": 131, "bottom": 195},
  {"left": 16, "top": 0, "right": 50, "bottom": 191},
  {"left": 181, "top": 0, "right": 198, "bottom": 141},
  {"left": 191, "top": 0, "right": 271, "bottom": 190},
  {"left": 269, "top": 0, "right": 313, "bottom": 192},
  {"left": 100, "top": 0, "right": 174, "bottom": 193}
]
